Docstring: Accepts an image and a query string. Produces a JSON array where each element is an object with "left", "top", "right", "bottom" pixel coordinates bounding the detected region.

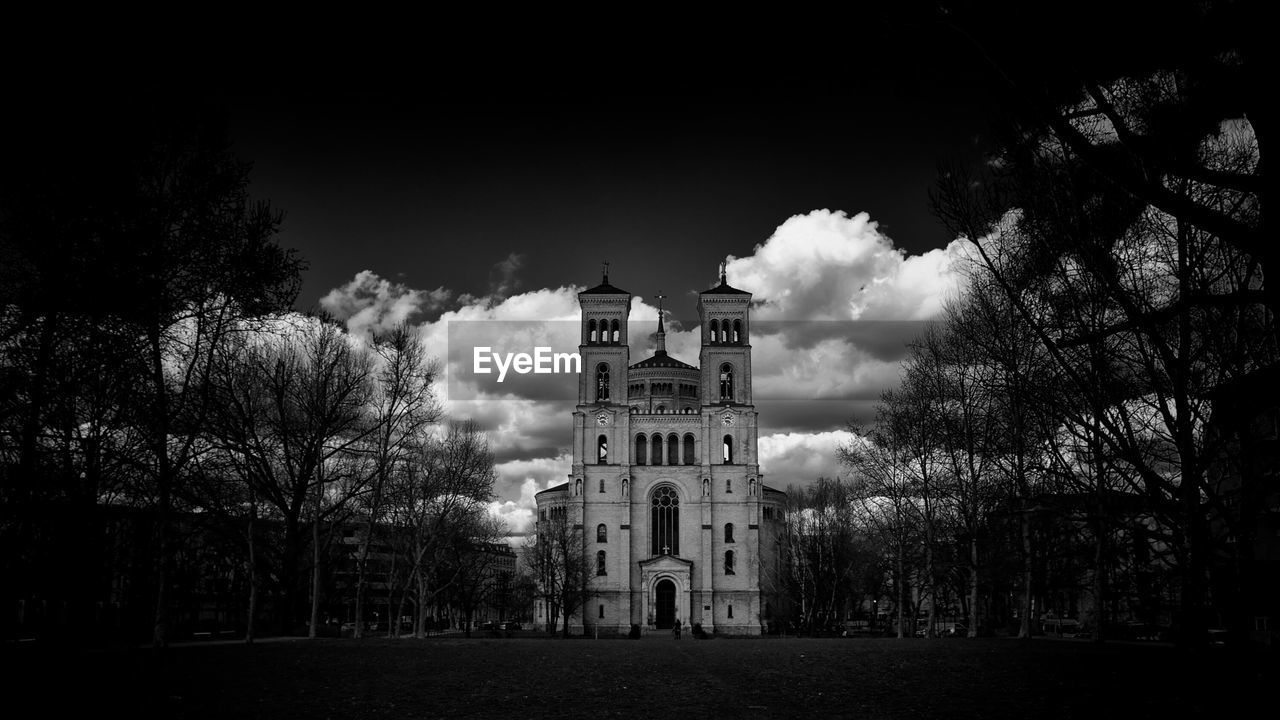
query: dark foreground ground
[{"left": 8, "top": 634, "right": 1274, "bottom": 719}]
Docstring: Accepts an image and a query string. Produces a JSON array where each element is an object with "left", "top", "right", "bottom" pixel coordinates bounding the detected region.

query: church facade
[{"left": 534, "top": 269, "right": 786, "bottom": 635}]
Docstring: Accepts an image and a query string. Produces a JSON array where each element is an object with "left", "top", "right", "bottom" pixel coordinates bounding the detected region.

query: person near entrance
[{"left": 673, "top": 618, "right": 682, "bottom": 640}]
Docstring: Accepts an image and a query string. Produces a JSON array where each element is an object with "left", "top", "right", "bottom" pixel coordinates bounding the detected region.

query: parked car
[
  {"left": 914, "top": 621, "right": 965, "bottom": 637},
  {"left": 1041, "top": 618, "right": 1080, "bottom": 637}
]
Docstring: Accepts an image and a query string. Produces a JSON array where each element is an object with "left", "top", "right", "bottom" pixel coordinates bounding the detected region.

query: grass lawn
[{"left": 9, "top": 634, "right": 1273, "bottom": 719}]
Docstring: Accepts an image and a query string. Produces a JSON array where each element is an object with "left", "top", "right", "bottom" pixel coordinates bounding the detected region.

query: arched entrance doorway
[{"left": 655, "top": 579, "right": 676, "bottom": 629}]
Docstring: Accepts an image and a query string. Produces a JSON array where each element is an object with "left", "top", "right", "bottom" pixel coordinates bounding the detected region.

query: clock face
[
  {"left": 596, "top": 413, "right": 609, "bottom": 426},
  {"left": 721, "top": 413, "right": 733, "bottom": 426}
]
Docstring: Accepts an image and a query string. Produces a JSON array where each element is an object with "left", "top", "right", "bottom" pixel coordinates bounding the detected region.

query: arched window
[
  {"left": 726, "top": 477, "right": 732, "bottom": 493},
  {"left": 683, "top": 434, "right": 695, "bottom": 465},
  {"left": 722, "top": 435, "right": 734, "bottom": 464},
  {"left": 597, "top": 550, "right": 607, "bottom": 576},
  {"left": 599, "top": 604, "right": 605, "bottom": 618},
  {"left": 667, "top": 433, "right": 679, "bottom": 466},
  {"left": 597, "top": 435, "right": 608, "bottom": 464},
  {"left": 724, "top": 550, "right": 735, "bottom": 575},
  {"left": 733, "top": 319, "right": 742, "bottom": 344},
  {"left": 710, "top": 319, "right": 720, "bottom": 344},
  {"left": 725, "top": 523, "right": 735, "bottom": 543},
  {"left": 596, "top": 363, "right": 610, "bottom": 401},
  {"left": 588, "top": 319, "right": 597, "bottom": 343},
  {"left": 651, "top": 485, "right": 680, "bottom": 556},
  {"left": 719, "top": 363, "right": 733, "bottom": 401},
  {"left": 655, "top": 405, "right": 665, "bottom": 414},
  {"left": 651, "top": 433, "right": 663, "bottom": 465},
  {"left": 635, "top": 434, "right": 647, "bottom": 465},
  {"left": 611, "top": 319, "right": 620, "bottom": 343},
  {"left": 599, "top": 477, "right": 605, "bottom": 493},
  {"left": 597, "top": 523, "right": 607, "bottom": 543}
]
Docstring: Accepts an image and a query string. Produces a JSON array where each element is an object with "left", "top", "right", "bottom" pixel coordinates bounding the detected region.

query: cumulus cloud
[
  {"left": 319, "top": 269, "right": 450, "bottom": 339},
  {"left": 750, "top": 333, "right": 904, "bottom": 402},
  {"left": 726, "top": 209, "right": 968, "bottom": 322},
  {"left": 488, "top": 455, "right": 572, "bottom": 536},
  {"left": 318, "top": 208, "right": 973, "bottom": 526},
  {"left": 757, "top": 430, "right": 859, "bottom": 490}
]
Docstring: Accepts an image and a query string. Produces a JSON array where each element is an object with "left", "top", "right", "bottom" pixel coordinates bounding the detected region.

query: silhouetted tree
[{"left": 0, "top": 100, "right": 302, "bottom": 645}]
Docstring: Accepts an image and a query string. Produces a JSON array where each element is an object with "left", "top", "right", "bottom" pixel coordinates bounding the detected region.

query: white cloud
[
  {"left": 318, "top": 209, "right": 971, "bottom": 517},
  {"left": 757, "top": 430, "right": 858, "bottom": 489},
  {"left": 489, "top": 456, "right": 572, "bottom": 536},
  {"left": 750, "top": 333, "right": 903, "bottom": 402},
  {"left": 319, "top": 269, "right": 450, "bottom": 339},
  {"left": 726, "top": 209, "right": 968, "bottom": 321}
]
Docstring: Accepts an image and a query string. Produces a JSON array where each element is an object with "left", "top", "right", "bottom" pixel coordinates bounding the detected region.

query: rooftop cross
[
  {"left": 602, "top": 261, "right": 610, "bottom": 284},
  {"left": 719, "top": 261, "right": 727, "bottom": 284},
  {"left": 654, "top": 293, "right": 667, "bottom": 351}
]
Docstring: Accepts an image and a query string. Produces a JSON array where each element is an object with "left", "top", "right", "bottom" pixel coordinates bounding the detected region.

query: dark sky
[
  {"left": 201, "top": 15, "right": 1003, "bottom": 317},
  {"left": 10, "top": 2, "right": 1235, "bottom": 320}
]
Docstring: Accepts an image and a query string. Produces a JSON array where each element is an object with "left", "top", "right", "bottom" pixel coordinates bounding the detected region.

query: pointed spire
[
  {"left": 654, "top": 293, "right": 667, "bottom": 353},
  {"left": 602, "top": 261, "right": 610, "bottom": 284}
]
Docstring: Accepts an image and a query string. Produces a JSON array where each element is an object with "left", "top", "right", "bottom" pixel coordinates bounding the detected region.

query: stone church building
[{"left": 534, "top": 268, "right": 786, "bottom": 635}]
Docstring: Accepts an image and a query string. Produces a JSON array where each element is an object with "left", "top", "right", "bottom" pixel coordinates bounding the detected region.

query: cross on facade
[{"left": 662, "top": 544, "right": 671, "bottom": 555}]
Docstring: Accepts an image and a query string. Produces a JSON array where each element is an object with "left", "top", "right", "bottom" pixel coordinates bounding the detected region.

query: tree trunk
[
  {"left": 415, "top": 565, "right": 429, "bottom": 639},
  {"left": 354, "top": 529, "right": 369, "bottom": 640},
  {"left": 150, "top": 328, "right": 172, "bottom": 649},
  {"left": 1092, "top": 511, "right": 1108, "bottom": 644},
  {"left": 1019, "top": 509, "right": 1034, "bottom": 639},
  {"left": 246, "top": 507, "right": 257, "bottom": 645},
  {"left": 924, "top": 533, "right": 936, "bottom": 638},
  {"left": 896, "top": 542, "right": 905, "bottom": 639},
  {"left": 968, "top": 537, "right": 980, "bottom": 638},
  {"left": 308, "top": 476, "right": 322, "bottom": 639}
]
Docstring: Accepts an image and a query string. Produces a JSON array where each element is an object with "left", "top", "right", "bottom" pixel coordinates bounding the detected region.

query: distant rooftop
[{"left": 631, "top": 351, "right": 697, "bottom": 371}]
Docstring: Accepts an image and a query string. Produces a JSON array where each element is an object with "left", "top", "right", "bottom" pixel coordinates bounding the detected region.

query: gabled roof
[
  {"left": 700, "top": 280, "right": 751, "bottom": 296},
  {"left": 630, "top": 351, "right": 697, "bottom": 371},
  {"left": 580, "top": 280, "right": 629, "bottom": 295}
]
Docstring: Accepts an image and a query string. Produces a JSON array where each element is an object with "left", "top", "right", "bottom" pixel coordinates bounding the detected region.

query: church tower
[
  {"left": 575, "top": 265, "right": 632, "bottom": 471},
  {"left": 536, "top": 265, "right": 784, "bottom": 637},
  {"left": 699, "top": 263, "right": 754, "bottom": 465}
]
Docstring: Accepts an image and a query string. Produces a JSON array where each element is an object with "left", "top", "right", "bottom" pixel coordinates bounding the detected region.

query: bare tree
[
  {"left": 843, "top": 420, "right": 925, "bottom": 638},
  {"left": 523, "top": 507, "right": 592, "bottom": 638},
  {"left": 385, "top": 420, "right": 496, "bottom": 638},
  {"left": 351, "top": 325, "right": 440, "bottom": 639},
  {"left": 205, "top": 316, "right": 376, "bottom": 635},
  {"left": 933, "top": 93, "right": 1272, "bottom": 646},
  {"left": 441, "top": 513, "right": 509, "bottom": 637},
  {"left": 0, "top": 107, "right": 302, "bottom": 646},
  {"left": 781, "top": 477, "right": 872, "bottom": 634}
]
